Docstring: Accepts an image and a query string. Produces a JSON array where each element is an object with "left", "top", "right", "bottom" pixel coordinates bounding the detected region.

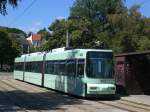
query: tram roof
[
  {"left": 47, "top": 48, "right": 112, "bottom": 54},
  {"left": 15, "top": 56, "right": 25, "bottom": 62},
  {"left": 45, "top": 48, "right": 113, "bottom": 60},
  {"left": 15, "top": 48, "right": 113, "bottom": 62}
]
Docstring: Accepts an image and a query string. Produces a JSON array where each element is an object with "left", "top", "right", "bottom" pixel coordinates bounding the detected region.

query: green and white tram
[
  {"left": 14, "top": 48, "right": 116, "bottom": 97},
  {"left": 24, "top": 52, "right": 45, "bottom": 85},
  {"left": 14, "top": 55, "right": 26, "bottom": 80}
]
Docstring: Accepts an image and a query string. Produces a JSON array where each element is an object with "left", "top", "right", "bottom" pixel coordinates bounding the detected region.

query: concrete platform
[{"left": 121, "top": 95, "right": 150, "bottom": 106}]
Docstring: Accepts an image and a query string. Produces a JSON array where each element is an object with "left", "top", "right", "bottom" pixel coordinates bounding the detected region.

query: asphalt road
[{"left": 0, "top": 72, "right": 149, "bottom": 112}]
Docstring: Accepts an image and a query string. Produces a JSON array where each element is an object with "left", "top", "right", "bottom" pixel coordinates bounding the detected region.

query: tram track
[
  {"left": 1, "top": 79, "right": 129, "bottom": 112},
  {"left": 6, "top": 79, "right": 49, "bottom": 93},
  {"left": 98, "top": 99, "right": 150, "bottom": 112},
  {"left": 118, "top": 100, "right": 150, "bottom": 111},
  {"left": 1, "top": 79, "right": 94, "bottom": 112},
  {"left": 3, "top": 79, "right": 64, "bottom": 101},
  {"left": 1, "top": 79, "right": 101, "bottom": 112},
  {"left": 2, "top": 78, "right": 150, "bottom": 112},
  {"left": 1, "top": 79, "right": 127, "bottom": 112},
  {"left": 0, "top": 80, "right": 47, "bottom": 112},
  {"left": 0, "top": 81, "right": 31, "bottom": 112}
]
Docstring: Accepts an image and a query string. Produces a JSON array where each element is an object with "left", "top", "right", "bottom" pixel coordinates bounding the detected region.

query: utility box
[{"left": 115, "top": 51, "right": 150, "bottom": 95}]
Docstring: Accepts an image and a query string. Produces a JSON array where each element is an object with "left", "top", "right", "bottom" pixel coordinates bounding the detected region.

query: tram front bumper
[{"left": 87, "top": 84, "right": 116, "bottom": 95}]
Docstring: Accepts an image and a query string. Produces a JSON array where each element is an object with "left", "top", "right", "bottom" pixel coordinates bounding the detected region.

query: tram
[{"left": 14, "top": 47, "right": 116, "bottom": 97}]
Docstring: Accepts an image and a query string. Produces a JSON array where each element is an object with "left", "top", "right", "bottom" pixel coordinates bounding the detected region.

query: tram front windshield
[{"left": 86, "top": 51, "right": 113, "bottom": 78}]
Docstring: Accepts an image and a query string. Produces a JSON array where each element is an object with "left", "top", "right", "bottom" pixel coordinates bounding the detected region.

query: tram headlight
[{"left": 90, "top": 87, "right": 98, "bottom": 90}]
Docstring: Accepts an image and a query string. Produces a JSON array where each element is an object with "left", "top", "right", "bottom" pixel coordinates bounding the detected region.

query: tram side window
[
  {"left": 19, "top": 63, "right": 23, "bottom": 71},
  {"left": 31, "top": 62, "right": 35, "bottom": 72},
  {"left": 66, "top": 60, "right": 76, "bottom": 76},
  {"left": 58, "top": 61, "right": 66, "bottom": 75},
  {"left": 46, "top": 61, "right": 54, "bottom": 74},
  {"left": 54, "top": 61, "right": 59, "bottom": 74},
  {"left": 14, "top": 63, "right": 18, "bottom": 70},
  {"left": 15, "top": 62, "right": 23, "bottom": 71},
  {"left": 77, "top": 59, "right": 85, "bottom": 76},
  {"left": 26, "top": 62, "right": 42, "bottom": 73},
  {"left": 31, "top": 62, "right": 42, "bottom": 73},
  {"left": 25, "top": 62, "right": 31, "bottom": 72}
]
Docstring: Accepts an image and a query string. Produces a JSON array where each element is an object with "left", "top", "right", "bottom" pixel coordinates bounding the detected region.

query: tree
[
  {"left": 0, "top": 30, "right": 21, "bottom": 71},
  {"left": 108, "top": 5, "right": 150, "bottom": 53},
  {"left": 70, "top": 0, "right": 125, "bottom": 19},
  {"left": 41, "top": 0, "right": 150, "bottom": 54},
  {"left": 0, "top": 30, "right": 12, "bottom": 69},
  {"left": 37, "top": 28, "right": 51, "bottom": 41},
  {"left": 42, "top": 0, "right": 127, "bottom": 50},
  {"left": 138, "top": 37, "right": 150, "bottom": 51},
  {"left": 0, "top": 0, "right": 21, "bottom": 15},
  {"left": 70, "top": 0, "right": 126, "bottom": 49},
  {"left": 0, "top": 26, "right": 27, "bottom": 37},
  {"left": 43, "top": 19, "right": 67, "bottom": 50},
  {"left": 9, "top": 37, "right": 21, "bottom": 66}
]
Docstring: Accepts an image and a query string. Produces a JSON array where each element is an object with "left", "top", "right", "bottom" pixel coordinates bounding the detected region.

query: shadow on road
[{"left": 0, "top": 90, "right": 82, "bottom": 111}]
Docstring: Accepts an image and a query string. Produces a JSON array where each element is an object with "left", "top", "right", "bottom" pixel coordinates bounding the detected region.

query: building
[
  {"left": 26, "top": 34, "right": 44, "bottom": 48},
  {"left": 115, "top": 51, "right": 150, "bottom": 95}
]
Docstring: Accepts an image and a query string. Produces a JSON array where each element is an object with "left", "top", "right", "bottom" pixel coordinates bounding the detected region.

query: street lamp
[
  {"left": 66, "top": 29, "right": 69, "bottom": 48},
  {"left": 65, "top": 16, "right": 87, "bottom": 48}
]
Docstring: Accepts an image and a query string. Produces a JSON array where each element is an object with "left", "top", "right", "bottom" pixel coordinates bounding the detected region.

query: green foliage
[
  {"left": 138, "top": 37, "right": 150, "bottom": 51},
  {"left": 68, "top": 0, "right": 127, "bottom": 50},
  {"left": 37, "top": 28, "right": 51, "bottom": 40},
  {"left": 0, "top": 26, "right": 26, "bottom": 37},
  {"left": 0, "top": 30, "right": 21, "bottom": 70},
  {"left": 0, "top": 0, "right": 21, "bottom": 15},
  {"left": 70, "top": 0, "right": 125, "bottom": 20},
  {"left": 41, "top": 19, "right": 67, "bottom": 50},
  {"left": 109, "top": 5, "right": 150, "bottom": 53},
  {"left": 0, "top": 30, "right": 12, "bottom": 65},
  {"left": 7, "top": 27, "right": 26, "bottom": 37},
  {"left": 40, "top": 0, "right": 150, "bottom": 54}
]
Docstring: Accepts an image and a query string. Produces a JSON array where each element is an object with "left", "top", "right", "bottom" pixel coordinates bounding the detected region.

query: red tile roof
[{"left": 32, "top": 34, "right": 42, "bottom": 41}]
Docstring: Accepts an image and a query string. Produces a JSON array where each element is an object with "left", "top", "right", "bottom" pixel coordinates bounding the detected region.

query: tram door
[
  {"left": 66, "top": 59, "right": 85, "bottom": 95},
  {"left": 75, "top": 59, "right": 85, "bottom": 95},
  {"left": 66, "top": 60, "right": 77, "bottom": 93}
]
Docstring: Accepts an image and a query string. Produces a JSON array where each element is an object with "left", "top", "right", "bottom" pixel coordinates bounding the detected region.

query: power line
[{"left": 9, "top": 0, "right": 37, "bottom": 26}]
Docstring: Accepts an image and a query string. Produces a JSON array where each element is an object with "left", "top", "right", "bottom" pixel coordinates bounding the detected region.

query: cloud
[
  {"left": 56, "top": 16, "right": 65, "bottom": 20},
  {"left": 34, "top": 21, "right": 42, "bottom": 26},
  {"left": 25, "top": 21, "right": 43, "bottom": 33}
]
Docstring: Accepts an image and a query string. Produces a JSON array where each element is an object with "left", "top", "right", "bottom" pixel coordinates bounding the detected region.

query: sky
[{"left": 0, "top": 0, "right": 150, "bottom": 33}]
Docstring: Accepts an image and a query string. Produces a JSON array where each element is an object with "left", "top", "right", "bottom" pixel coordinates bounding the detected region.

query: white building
[{"left": 26, "top": 34, "right": 44, "bottom": 48}]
